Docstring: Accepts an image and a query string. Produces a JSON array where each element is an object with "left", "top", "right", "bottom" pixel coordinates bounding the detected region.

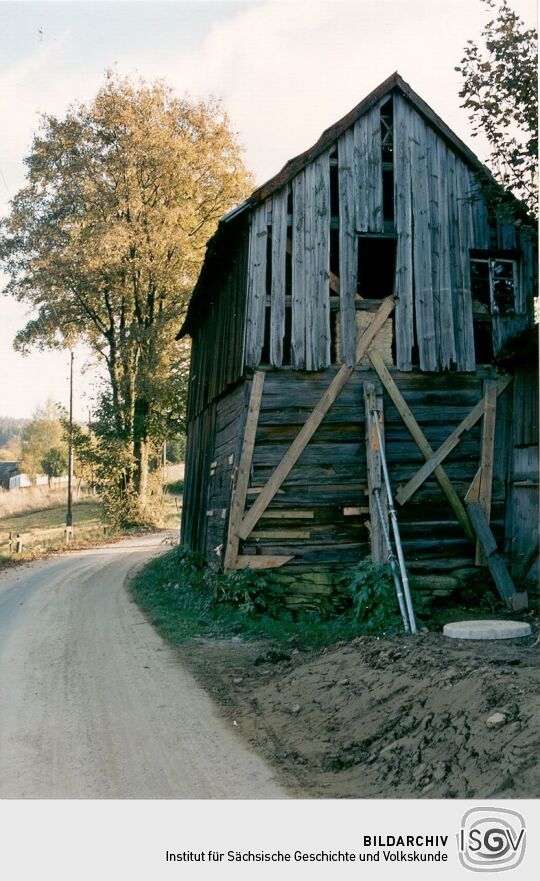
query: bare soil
[{"left": 179, "top": 623, "right": 540, "bottom": 799}]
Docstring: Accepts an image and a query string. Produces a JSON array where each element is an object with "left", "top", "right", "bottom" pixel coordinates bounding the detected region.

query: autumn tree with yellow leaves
[{"left": 1, "top": 73, "right": 253, "bottom": 524}]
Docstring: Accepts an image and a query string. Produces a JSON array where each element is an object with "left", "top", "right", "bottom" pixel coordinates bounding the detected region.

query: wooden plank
[
  {"left": 476, "top": 380, "right": 497, "bottom": 565},
  {"left": 224, "top": 371, "right": 265, "bottom": 570},
  {"left": 250, "top": 530, "right": 311, "bottom": 540},
  {"left": 436, "top": 138, "right": 457, "bottom": 369},
  {"left": 393, "top": 95, "right": 414, "bottom": 371},
  {"left": 260, "top": 510, "right": 315, "bottom": 520},
  {"left": 270, "top": 187, "right": 288, "bottom": 367},
  {"left": 465, "top": 467, "right": 482, "bottom": 503},
  {"left": 353, "top": 112, "right": 370, "bottom": 232},
  {"left": 368, "top": 349, "right": 475, "bottom": 542},
  {"left": 238, "top": 298, "right": 395, "bottom": 540},
  {"left": 291, "top": 172, "right": 306, "bottom": 367},
  {"left": 338, "top": 128, "right": 357, "bottom": 366},
  {"left": 410, "top": 110, "right": 437, "bottom": 371},
  {"left": 245, "top": 204, "right": 268, "bottom": 367},
  {"left": 396, "top": 377, "right": 510, "bottom": 505},
  {"left": 312, "top": 151, "right": 331, "bottom": 369},
  {"left": 454, "top": 157, "right": 476, "bottom": 371},
  {"left": 364, "top": 382, "right": 388, "bottom": 564},
  {"left": 344, "top": 507, "right": 370, "bottom": 516},
  {"left": 466, "top": 501, "right": 524, "bottom": 608},
  {"left": 367, "top": 103, "right": 384, "bottom": 232},
  {"left": 233, "top": 555, "right": 293, "bottom": 570}
]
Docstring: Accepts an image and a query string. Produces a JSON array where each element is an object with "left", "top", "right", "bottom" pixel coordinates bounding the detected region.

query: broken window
[
  {"left": 470, "top": 254, "right": 518, "bottom": 316},
  {"left": 357, "top": 236, "right": 397, "bottom": 299}
]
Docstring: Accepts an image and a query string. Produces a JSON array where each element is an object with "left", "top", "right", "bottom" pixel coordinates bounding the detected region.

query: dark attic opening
[{"left": 357, "top": 235, "right": 397, "bottom": 300}]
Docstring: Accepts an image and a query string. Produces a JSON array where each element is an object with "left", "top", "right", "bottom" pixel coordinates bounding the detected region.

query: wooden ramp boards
[{"left": 466, "top": 501, "right": 528, "bottom": 611}]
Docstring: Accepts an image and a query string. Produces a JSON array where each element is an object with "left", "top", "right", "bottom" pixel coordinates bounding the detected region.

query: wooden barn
[{"left": 178, "top": 73, "right": 538, "bottom": 609}]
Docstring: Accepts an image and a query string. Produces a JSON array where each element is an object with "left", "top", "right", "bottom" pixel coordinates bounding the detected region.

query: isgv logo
[{"left": 458, "top": 807, "right": 526, "bottom": 872}]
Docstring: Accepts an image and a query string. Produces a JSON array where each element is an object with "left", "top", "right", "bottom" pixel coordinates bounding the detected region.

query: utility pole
[{"left": 66, "top": 351, "right": 74, "bottom": 527}]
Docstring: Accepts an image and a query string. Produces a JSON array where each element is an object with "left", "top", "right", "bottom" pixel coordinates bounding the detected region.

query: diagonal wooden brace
[
  {"left": 237, "top": 297, "right": 395, "bottom": 541},
  {"left": 368, "top": 350, "right": 475, "bottom": 543},
  {"left": 395, "top": 377, "right": 511, "bottom": 506}
]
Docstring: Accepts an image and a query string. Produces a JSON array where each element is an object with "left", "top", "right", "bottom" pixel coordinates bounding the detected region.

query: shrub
[{"left": 337, "top": 559, "right": 403, "bottom": 635}]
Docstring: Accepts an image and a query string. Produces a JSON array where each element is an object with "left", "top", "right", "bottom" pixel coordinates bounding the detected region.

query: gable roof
[{"left": 178, "top": 72, "right": 517, "bottom": 338}]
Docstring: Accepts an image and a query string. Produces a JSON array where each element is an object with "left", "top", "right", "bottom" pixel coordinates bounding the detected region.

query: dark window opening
[
  {"left": 473, "top": 318, "right": 494, "bottom": 364},
  {"left": 330, "top": 160, "right": 339, "bottom": 218},
  {"left": 283, "top": 304, "right": 292, "bottom": 366},
  {"left": 358, "top": 236, "right": 397, "bottom": 299},
  {"left": 330, "top": 309, "right": 339, "bottom": 364},
  {"left": 382, "top": 167, "right": 394, "bottom": 223},
  {"left": 261, "top": 305, "right": 271, "bottom": 364},
  {"left": 470, "top": 255, "right": 517, "bottom": 316},
  {"left": 330, "top": 228, "right": 340, "bottom": 277}
]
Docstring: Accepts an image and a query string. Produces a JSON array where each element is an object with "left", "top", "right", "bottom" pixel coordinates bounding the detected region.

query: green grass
[
  {"left": 130, "top": 545, "right": 379, "bottom": 650},
  {"left": 0, "top": 498, "right": 102, "bottom": 533}
]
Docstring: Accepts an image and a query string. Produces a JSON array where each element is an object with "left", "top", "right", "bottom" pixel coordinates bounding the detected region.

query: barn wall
[
  {"left": 186, "top": 229, "right": 249, "bottom": 422},
  {"left": 236, "top": 367, "right": 508, "bottom": 573},
  {"left": 182, "top": 382, "right": 248, "bottom": 558},
  {"left": 505, "top": 364, "right": 539, "bottom": 583}
]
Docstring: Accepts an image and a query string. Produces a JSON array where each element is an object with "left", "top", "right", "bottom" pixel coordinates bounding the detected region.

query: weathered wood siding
[
  {"left": 505, "top": 365, "right": 539, "bottom": 581},
  {"left": 182, "top": 384, "right": 248, "bottom": 557},
  {"left": 186, "top": 230, "right": 249, "bottom": 421},
  {"left": 243, "top": 90, "right": 535, "bottom": 375},
  {"left": 234, "top": 367, "right": 508, "bottom": 572}
]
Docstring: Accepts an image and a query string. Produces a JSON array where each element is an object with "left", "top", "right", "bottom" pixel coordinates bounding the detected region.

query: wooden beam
[
  {"left": 364, "top": 382, "right": 388, "bottom": 564},
  {"left": 368, "top": 350, "right": 475, "bottom": 542},
  {"left": 232, "top": 555, "right": 294, "bottom": 570},
  {"left": 466, "top": 501, "right": 526, "bottom": 610},
  {"left": 250, "top": 530, "right": 311, "bottom": 540},
  {"left": 238, "top": 298, "right": 395, "bottom": 541},
  {"left": 224, "top": 371, "right": 265, "bottom": 570},
  {"left": 476, "top": 380, "right": 497, "bottom": 566},
  {"left": 465, "top": 467, "right": 482, "bottom": 503},
  {"left": 396, "top": 377, "right": 511, "bottom": 505},
  {"left": 260, "top": 510, "right": 315, "bottom": 520}
]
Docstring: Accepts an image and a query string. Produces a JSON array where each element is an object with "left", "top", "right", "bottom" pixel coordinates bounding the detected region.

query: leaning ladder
[{"left": 371, "top": 409, "right": 417, "bottom": 635}]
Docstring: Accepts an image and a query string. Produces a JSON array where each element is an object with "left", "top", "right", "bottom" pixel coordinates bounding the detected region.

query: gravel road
[{"left": 0, "top": 534, "right": 286, "bottom": 798}]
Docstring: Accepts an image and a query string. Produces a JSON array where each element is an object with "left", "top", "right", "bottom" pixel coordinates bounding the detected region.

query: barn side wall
[
  {"left": 181, "top": 383, "right": 247, "bottom": 558},
  {"left": 505, "top": 363, "right": 539, "bottom": 586},
  {"left": 186, "top": 228, "right": 249, "bottom": 422}
]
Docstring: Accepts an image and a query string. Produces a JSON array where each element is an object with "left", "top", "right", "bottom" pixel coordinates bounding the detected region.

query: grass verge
[{"left": 130, "top": 545, "right": 396, "bottom": 650}]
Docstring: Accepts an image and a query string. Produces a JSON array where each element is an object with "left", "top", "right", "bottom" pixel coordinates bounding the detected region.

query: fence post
[{"left": 15, "top": 534, "right": 23, "bottom": 553}]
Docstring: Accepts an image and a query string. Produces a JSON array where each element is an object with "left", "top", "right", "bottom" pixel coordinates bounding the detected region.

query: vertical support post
[
  {"left": 364, "top": 382, "right": 388, "bottom": 564},
  {"left": 224, "top": 371, "right": 265, "bottom": 570},
  {"left": 476, "top": 380, "right": 497, "bottom": 566},
  {"left": 66, "top": 350, "right": 74, "bottom": 528}
]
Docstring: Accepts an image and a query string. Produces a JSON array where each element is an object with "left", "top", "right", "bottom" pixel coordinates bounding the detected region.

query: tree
[
  {"left": 1, "top": 73, "right": 253, "bottom": 520},
  {"left": 456, "top": 0, "right": 537, "bottom": 217},
  {"left": 40, "top": 447, "right": 68, "bottom": 487},
  {"left": 21, "top": 400, "right": 67, "bottom": 478}
]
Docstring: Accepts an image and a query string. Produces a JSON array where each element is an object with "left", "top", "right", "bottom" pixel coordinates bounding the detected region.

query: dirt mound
[{"left": 183, "top": 629, "right": 539, "bottom": 798}]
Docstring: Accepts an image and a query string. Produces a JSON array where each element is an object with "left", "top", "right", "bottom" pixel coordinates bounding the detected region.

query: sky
[{"left": 0, "top": 0, "right": 536, "bottom": 419}]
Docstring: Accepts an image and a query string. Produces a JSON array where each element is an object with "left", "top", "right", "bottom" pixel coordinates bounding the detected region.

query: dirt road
[{"left": 0, "top": 534, "right": 286, "bottom": 798}]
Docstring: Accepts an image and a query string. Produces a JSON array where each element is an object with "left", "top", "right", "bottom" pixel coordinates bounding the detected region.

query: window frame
[{"left": 470, "top": 253, "right": 519, "bottom": 317}]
